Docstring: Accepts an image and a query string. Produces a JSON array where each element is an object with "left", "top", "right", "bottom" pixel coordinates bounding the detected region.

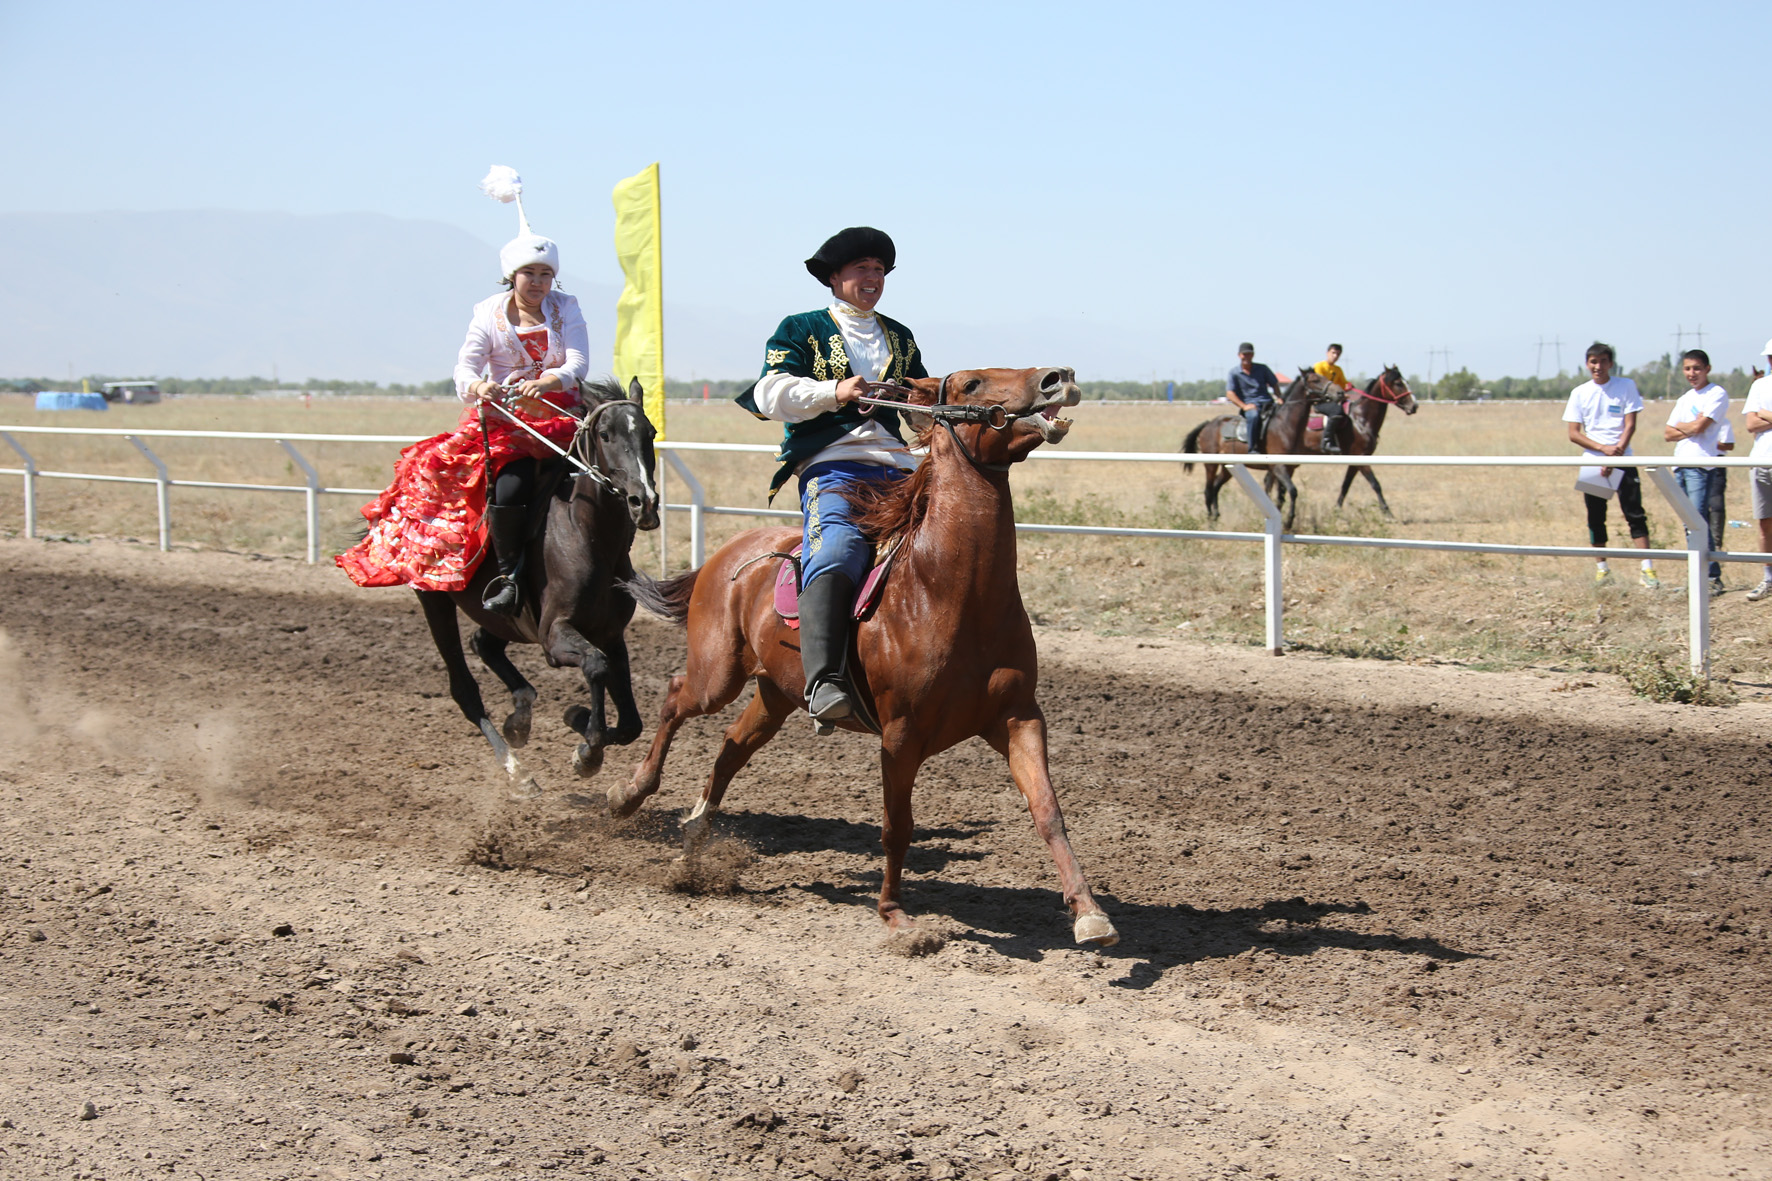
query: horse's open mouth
[{"left": 1022, "top": 399, "right": 1073, "bottom": 443}]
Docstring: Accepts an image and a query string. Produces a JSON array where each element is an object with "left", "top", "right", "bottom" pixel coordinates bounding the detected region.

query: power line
[
  {"left": 1535, "top": 335, "right": 1564, "bottom": 378},
  {"left": 1427, "top": 346, "right": 1452, "bottom": 382}
]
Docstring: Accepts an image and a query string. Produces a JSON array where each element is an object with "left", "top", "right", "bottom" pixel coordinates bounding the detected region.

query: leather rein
[
  {"left": 852, "top": 375, "right": 1038, "bottom": 475},
  {"left": 1355, "top": 373, "right": 1412, "bottom": 406}
]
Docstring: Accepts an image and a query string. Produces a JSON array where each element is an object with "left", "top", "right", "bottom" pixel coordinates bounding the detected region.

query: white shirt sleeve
[
  {"left": 752, "top": 370, "right": 841, "bottom": 422},
  {"left": 454, "top": 309, "right": 494, "bottom": 402},
  {"left": 542, "top": 295, "right": 591, "bottom": 393}
]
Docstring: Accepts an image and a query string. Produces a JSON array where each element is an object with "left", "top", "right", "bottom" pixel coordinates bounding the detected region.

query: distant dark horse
[
  {"left": 1302, "top": 365, "right": 1419, "bottom": 517},
  {"left": 417, "top": 377, "right": 660, "bottom": 793},
  {"left": 1179, "top": 369, "right": 1338, "bottom": 528}
]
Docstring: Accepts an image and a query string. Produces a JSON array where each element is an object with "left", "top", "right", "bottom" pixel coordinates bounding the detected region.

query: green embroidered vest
[{"left": 735, "top": 309, "right": 929, "bottom": 499}]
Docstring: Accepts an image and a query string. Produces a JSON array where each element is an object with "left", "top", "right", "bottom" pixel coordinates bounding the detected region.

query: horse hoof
[
  {"left": 508, "top": 775, "right": 542, "bottom": 802},
  {"left": 502, "top": 711, "right": 532, "bottom": 748},
  {"left": 607, "top": 782, "right": 643, "bottom": 818},
  {"left": 563, "top": 705, "right": 592, "bottom": 736},
  {"left": 1073, "top": 913, "right": 1119, "bottom": 947},
  {"left": 573, "top": 743, "right": 605, "bottom": 778}
]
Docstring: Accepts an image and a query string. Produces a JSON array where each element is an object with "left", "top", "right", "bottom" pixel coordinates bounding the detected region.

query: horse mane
[
  {"left": 580, "top": 375, "right": 626, "bottom": 405},
  {"left": 849, "top": 454, "right": 934, "bottom": 546}
]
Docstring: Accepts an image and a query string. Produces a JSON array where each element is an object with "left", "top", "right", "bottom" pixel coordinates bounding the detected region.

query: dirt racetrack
[{"left": 1, "top": 537, "right": 1769, "bottom": 1181}]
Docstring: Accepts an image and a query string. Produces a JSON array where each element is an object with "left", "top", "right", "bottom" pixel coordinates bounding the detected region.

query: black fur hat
[{"left": 804, "top": 226, "right": 896, "bottom": 285}]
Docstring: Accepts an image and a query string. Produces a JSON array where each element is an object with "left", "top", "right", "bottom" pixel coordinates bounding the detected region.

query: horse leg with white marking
[
  {"left": 469, "top": 627, "right": 537, "bottom": 747},
  {"left": 416, "top": 590, "right": 536, "bottom": 795}
]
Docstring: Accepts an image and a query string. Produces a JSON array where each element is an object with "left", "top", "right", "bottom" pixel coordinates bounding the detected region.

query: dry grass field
[{"left": 4, "top": 392, "right": 1769, "bottom": 688}]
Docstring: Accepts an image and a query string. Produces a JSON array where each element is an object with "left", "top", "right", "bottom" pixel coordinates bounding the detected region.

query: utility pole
[
  {"left": 1535, "top": 335, "right": 1566, "bottom": 379},
  {"left": 1427, "top": 347, "right": 1452, "bottom": 382}
]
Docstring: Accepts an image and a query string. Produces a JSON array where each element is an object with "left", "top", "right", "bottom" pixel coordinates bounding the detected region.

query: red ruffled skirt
[{"left": 335, "top": 400, "right": 579, "bottom": 591}]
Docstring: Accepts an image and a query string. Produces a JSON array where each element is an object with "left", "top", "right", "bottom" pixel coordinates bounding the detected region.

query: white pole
[
  {"left": 1228, "top": 463, "right": 1285, "bottom": 655},
  {"left": 1646, "top": 466, "right": 1712, "bottom": 677},
  {"left": 0, "top": 432, "right": 37, "bottom": 539},
  {"left": 278, "top": 441, "right": 322, "bottom": 564},
  {"left": 127, "top": 435, "right": 171, "bottom": 552},
  {"left": 664, "top": 451, "right": 707, "bottom": 567}
]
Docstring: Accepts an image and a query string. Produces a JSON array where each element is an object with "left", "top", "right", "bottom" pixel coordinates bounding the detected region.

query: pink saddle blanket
[
  {"left": 773, "top": 541, "right": 898, "bottom": 630},
  {"left": 1308, "top": 414, "right": 1325, "bottom": 431}
]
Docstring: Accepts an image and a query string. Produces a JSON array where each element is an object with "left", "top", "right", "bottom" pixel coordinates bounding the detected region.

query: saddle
[
  {"left": 1217, "top": 402, "right": 1276, "bottom": 446},
  {"left": 772, "top": 537, "right": 902, "bottom": 630}
]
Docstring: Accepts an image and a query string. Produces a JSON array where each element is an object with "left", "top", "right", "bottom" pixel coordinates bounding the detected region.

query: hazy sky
[{"left": 4, "top": 0, "right": 1767, "bottom": 380}]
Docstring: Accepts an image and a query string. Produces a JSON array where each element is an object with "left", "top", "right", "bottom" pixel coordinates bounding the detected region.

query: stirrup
[
  {"left": 807, "top": 678, "right": 854, "bottom": 736},
  {"left": 482, "top": 574, "right": 521, "bottom": 617}
]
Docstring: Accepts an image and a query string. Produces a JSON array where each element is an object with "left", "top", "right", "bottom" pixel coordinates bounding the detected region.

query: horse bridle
[
  {"left": 568, "top": 399, "right": 647, "bottom": 495},
  {"left": 1356, "top": 372, "right": 1412, "bottom": 406},
  {"left": 854, "top": 375, "right": 1049, "bottom": 474}
]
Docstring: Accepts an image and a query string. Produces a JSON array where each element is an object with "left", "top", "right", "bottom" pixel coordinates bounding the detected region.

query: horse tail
[
  {"left": 1179, "top": 421, "right": 1209, "bottom": 473},
  {"left": 625, "top": 568, "right": 698, "bottom": 626}
]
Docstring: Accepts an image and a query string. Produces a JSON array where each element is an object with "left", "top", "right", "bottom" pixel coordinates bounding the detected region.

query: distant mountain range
[
  {"left": 0, "top": 210, "right": 1165, "bottom": 384},
  {"left": 0, "top": 210, "right": 772, "bottom": 384}
]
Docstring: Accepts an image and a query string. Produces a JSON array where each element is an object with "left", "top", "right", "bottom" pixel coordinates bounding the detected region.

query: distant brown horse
[
  {"left": 618, "top": 367, "right": 1118, "bottom": 947},
  {"left": 1302, "top": 365, "right": 1419, "bottom": 517},
  {"left": 1178, "top": 369, "right": 1338, "bottom": 528}
]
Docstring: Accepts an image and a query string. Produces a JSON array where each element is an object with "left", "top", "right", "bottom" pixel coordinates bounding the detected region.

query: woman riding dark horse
[{"left": 337, "top": 168, "right": 660, "bottom": 790}]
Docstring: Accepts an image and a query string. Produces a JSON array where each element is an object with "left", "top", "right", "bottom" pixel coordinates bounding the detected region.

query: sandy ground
[{"left": 0, "top": 537, "right": 1768, "bottom": 1181}]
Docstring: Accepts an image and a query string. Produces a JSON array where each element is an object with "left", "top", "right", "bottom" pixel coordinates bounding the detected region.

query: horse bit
[{"left": 850, "top": 375, "right": 1044, "bottom": 474}]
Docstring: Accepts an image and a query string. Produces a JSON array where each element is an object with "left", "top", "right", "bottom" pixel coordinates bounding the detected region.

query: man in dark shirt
[{"left": 1224, "top": 342, "right": 1283, "bottom": 453}]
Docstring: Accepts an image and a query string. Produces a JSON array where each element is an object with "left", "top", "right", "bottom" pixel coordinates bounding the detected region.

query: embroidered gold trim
[{"left": 765, "top": 348, "right": 789, "bottom": 366}]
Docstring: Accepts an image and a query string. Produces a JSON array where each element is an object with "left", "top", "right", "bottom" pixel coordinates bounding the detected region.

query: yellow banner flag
[{"left": 611, "top": 162, "right": 665, "bottom": 439}]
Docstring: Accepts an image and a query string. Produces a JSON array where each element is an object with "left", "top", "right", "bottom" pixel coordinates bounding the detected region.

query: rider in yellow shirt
[{"left": 1312, "top": 343, "right": 1355, "bottom": 455}]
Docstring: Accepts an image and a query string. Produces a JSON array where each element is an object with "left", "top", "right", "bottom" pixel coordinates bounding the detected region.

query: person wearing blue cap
[{"left": 1224, "top": 343, "right": 1283, "bottom": 453}]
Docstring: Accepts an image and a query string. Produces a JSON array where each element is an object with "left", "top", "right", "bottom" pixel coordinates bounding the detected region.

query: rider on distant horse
[
  {"left": 1224, "top": 342, "right": 1283, "bottom": 454},
  {"left": 736, "top": 227, "right": 929, "bottom": 732},
  {"left": 453, "top": 167, "right": 591, "bottom": 616},
  {"left": 1313, "top": 343, "right": 1356, "bottom": 455}
]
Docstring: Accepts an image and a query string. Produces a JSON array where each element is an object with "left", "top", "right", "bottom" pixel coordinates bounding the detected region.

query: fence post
[
  {"left": 126, "top": 435, "right": 171, "bottom": 552},
  {"left": 1228, "top": 463, "right": 1285, "bottom": 655},
  {"left": 1646, "top": 465, "right": 1712, "bottom": 677},
  {"left": 278, "top": 441, "right": 322, "bottom": 564},
  {"left": 0, "top": 432, "right": 38, "bottom": 539},
  {"left": 664, "top": 450, "right": 707, "bottom": 568}
]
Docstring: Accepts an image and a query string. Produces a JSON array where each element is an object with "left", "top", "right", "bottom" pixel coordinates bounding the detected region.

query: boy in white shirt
[
  {"left": 1563, "top": 341, "right": 1657, "bottom": 588},
  {"left": 1663, "top": 349, "right": 1730, "bottom": 595},
  {"left": 1740, "top": 339, "right": 1772, "bottom": 600}
]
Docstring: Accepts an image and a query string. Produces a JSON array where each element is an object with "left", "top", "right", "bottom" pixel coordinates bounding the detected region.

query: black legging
[{"left": 492, "top": 457, "right": 536, "bottom": 507}]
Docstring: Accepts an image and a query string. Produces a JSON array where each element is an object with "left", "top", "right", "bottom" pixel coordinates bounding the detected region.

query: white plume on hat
[{"left": 481, "top": 165, "right": 560, "bottom": 280}]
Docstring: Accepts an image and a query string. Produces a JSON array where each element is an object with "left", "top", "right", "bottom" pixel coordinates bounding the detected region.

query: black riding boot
[
  {"left": 1321, "top": 411, "right": 1344, "bottom": 455},
  {"left": 481, "top": 503, "right": 527, "bottom": 617},
  {"left": 798, "top": 572, "right": 857, "bottom": 735}
]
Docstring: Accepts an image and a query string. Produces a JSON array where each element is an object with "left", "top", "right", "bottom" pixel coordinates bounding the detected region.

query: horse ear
[{"left": 626, "top": 377, "right": 643, "bottom": 402}]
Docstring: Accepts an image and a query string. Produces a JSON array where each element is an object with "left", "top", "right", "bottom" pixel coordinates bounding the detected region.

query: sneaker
[
  {"left": 1639, "top": 570, "right": 1661, "bottom": 590},
  {"left": 1748, "top": 580, "right": 1772, "bottom": 602},
  {"left": 1709, "top": 577, "right": 1727, "bottom": 598},
  {"left": 1594, "top": 569, "right": 1614, "bottom": 587}
]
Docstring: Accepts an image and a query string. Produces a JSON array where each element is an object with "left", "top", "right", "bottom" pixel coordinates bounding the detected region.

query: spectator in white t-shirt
[
  {"left": 1563, "top": 341, "right": 1657, "bottom": 588},
  {"left": 1740, "top": 339, "right": 1772, "bottom": 601},
  {"left": 1663, "top": 348, "right": 1730, "bottom": 594},
  {"left": 1710, "top": 414, "right": 1735, "bottom": 568}
]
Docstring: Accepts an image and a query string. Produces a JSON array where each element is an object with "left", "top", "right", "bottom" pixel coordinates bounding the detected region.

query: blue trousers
[
  {"left": 1675, "top": 466, "right": 1723, "bottom": 579},
  {"left": 1242, "top": 402, "right": 1272, "bottom": 453},
  {"left": 797, "top": 461, "right": 909, "bottom": 589}
]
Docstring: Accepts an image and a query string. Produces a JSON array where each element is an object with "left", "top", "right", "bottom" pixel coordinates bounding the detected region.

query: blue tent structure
[{"left": 34, "top": 391, "right": 108, "bottom": 411}]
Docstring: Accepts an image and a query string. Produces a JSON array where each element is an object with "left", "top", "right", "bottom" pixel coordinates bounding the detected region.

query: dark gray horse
[
  {"left": 417, "top": 377, "right": 660, "bottom": 793},
  {"left": 1179, "top": 369, "right": 1339, "bottom": 529},
  {"left": 1301, "top": 364, "right": 1419, "bottom": 517}
]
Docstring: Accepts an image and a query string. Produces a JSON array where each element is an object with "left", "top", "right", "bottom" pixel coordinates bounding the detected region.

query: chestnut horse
[
  {"left": 1301, "top": 365, "right": 1419, "bottom": 517},
  {"left": 1178, "top": 369, "right": 1338, "bottom": 528},
  {"left": 618, "top": 367, "right": 1118, "bottom": 947}
]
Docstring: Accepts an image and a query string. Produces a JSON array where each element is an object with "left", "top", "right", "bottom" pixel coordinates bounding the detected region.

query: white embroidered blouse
[{"left": 452, "top": 290, "right": 591, "bottom": 403}]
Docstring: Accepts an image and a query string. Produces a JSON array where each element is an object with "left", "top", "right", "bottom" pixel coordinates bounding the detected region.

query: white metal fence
[{"left": 3, "top": 424, "right": 1766, "bottom": 677}]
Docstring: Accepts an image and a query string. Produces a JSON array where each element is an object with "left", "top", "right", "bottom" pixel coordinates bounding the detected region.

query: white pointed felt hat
[{"left": 480, "top": 165, "right": 560, "bottom": 280}]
